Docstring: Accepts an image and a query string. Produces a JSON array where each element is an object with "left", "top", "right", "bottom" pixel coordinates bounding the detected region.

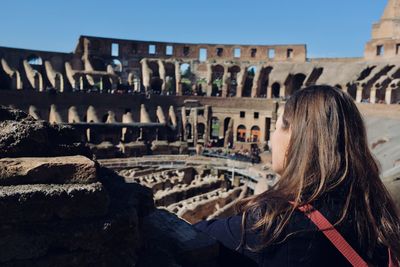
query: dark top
[{"left": 195, "top": 197, "right": 389, "bottom": 267}]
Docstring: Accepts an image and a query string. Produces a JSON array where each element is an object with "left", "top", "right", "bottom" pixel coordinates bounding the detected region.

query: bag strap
[
  {"left": 295, "top": 203, "right": 398, "bottom": 267},
  {"left": 296, "top": 203, "right": 368, "bottom": 266}
]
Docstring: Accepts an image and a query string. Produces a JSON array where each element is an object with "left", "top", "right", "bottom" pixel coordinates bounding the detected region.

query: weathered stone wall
[{"left": 0, "top": 106, "right": 239, "bottom": 267}]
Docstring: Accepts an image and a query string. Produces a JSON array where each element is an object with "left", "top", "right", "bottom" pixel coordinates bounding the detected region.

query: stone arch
[
  {"left": 258, "top": 67, "right": 273, "bottom": 98},
  {"left": 242, "top": 66, "right": 257, "bottom": 97},
  {"left": 165, "top": 62, "right": 176, "bottom": 95},
  {"left": 27, "top": 55, "right": 43, "bottom": 66},
  {"left": 211, "top": 64, "right": 224, "bottom": 97},
  {"left": 148, "top": 61, "right": 162, "bottom": 94},
  {"left": 272, "top": 82, "right": 281, "bottom": 98},
  {"left": 391, "top": 85, "right": 400, "bottom": 104},
  {"left": 285, "top": 73, "right": 306, "bottom": 96},
  {"left": 227, "top": 65, "right": 240, "bottom": 97},
  {"left": 111, "top": 59, "right": 122, "bottom": 73},
  {"left": 33, "top": 71, "right": 43, "bottom": 91},
  {"left": 250, "top": 126, "right": 261, "bottom": 142},
  {"left": 180, "top": 63, "right": 192, "bottom": 95},
  {"left": 237, "top": 125, "right": 246, "bottom": 142}
]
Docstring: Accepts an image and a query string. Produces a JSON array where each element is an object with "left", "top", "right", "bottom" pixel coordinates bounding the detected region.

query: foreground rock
[
  {"left": 0, "top": 106, "right": 90, "bottom": 158},
  {"left": 0, "top": 106, "right": 225, "bottom": 266},
  {"left": 0, "top": 156, "right": 97, "bottom": 185}
]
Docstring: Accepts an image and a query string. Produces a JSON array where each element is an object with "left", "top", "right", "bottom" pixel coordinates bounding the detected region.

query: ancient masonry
[
  {"left": 1, "top": 0, "right": 400, "bottom": 157},
  {"left": 0, "top": 105, "right": 258, "bottom": 266}
]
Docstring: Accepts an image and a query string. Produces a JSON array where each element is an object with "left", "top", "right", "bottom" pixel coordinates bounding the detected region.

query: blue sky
[{"left": 0, "top": 0, "right": 387, "bottom": 58}]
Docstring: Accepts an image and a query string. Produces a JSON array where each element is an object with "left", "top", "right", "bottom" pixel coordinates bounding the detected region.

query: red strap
[
  {"left": 296, "top": 204, "right": 369, "bottom": 267},
  {"left": 295, "top": 204, "right": 398, "bottom": 267}
]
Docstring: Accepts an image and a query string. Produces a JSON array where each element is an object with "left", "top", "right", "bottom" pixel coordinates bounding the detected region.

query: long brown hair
[{"left": 236, "top": 85, "right": 400, "bottom": 263}]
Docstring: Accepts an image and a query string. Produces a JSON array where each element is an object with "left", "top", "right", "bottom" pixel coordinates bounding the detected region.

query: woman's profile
[{"left": 196, "top": 85, "right": 400, "bottom": 266}]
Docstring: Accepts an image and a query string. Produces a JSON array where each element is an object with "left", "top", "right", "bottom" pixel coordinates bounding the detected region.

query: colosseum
[{"left": 0, "top": 0, "right": 399, "bottom": 266}]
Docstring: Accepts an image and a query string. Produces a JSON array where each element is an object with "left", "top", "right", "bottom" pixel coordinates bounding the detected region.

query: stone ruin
[
  {"left": 119, "top": 166, "right": 248, "bottom": 224},
  {"left": 0, "top": 105, "right": 254, "bottom": 266}
]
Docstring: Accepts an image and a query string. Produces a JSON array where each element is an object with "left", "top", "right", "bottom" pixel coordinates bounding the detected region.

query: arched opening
[
  {"left": 165, "top": 62, "right": 176, "bottom": 95},
  {"left": 375, "top": 78, "right": 391, "bottom": 103},
  {"left": 197, "top": 123, "right": 205, "bottom": 140},
  {"left": 272, "top": 82, "right": 281, "bottom": 98},
  {"left": 250, "top": 126, "right": 260, "bottom": 142},
  {"left": 180, "top": 63, "right": 192, "bottom": 95},
  {"left": 211, "top": 64, "right": 224, "bottom": 97},
  {"left": 285, "top": 73, "right": 306, "bottom": 96},
  {"left": 186, "top": 123, "right": 192, "bottom": 139},
  {"left": 27, "top": 55, "right": 43, "bottom": 66},
  {"left": 228, "top": 66, "right": 240, "bottom": 97},
  {"left": 112, "top": 59, "right": 122, "bottom": 73},
  {"left": 242, "top": 66, "right": 257, "bottom": 97},
  {"left": 148, "top": 61, "right": 162, "bottom": 94},
  {"left": 237, "top": 125, "right": 246, "bottom": 142},
  {"left": 102, "top": 113, "right": 109, "bottom": 123},
  {"left": 347, "top": 83, "right": 357, "bottom": 100},
  {"left": 33, "top": 72, "right": 41, "bottom": 91},
  {"left": 91, "top": 57, "right": 106, "bottom": 71},
  {"left": 210, "top": 117, "right": 220, "bottom": 140},
  {"left": 391, "top": 86, "right": 400, "bottom": 104},
  {"left": 258, "top": 67, "right": 273, "bottom": 98},
  {"left": 55, "top": 73, "right": 63, "bottom": 91}
]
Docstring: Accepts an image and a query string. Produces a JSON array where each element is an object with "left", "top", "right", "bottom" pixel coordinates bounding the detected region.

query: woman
[{"left": 196, "top": 86, "right": 400, "bottom": 266}]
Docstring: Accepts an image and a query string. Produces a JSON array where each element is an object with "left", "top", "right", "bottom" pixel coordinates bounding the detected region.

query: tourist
[{"left": 196, "top": 85, "right": 400, "bottom": 266}]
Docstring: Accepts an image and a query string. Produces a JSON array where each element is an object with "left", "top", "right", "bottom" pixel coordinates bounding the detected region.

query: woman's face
[{"left": 271, "top": 113, "right": 291, "bottom": 175}]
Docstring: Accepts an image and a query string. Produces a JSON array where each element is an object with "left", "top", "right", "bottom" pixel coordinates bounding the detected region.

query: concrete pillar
[
  {"left": 168, "top": 106, "right": 177, "bottom": 128},
  {"left": 175, "top": 61, "right": 182, "bottom": 96},
  {"left": 236, "top": 67, "right": 247, "bottom": 98},
  {"left": 386, "top": 88, "right": 393, "bottom": 104},
  {"left": 206, "top": 63, "right": 213, "bottom": 96},
  {"left": 68, "top": 106, "right": 81, "bottom": 123},
  {"left": 251, "top": 68, "right": 261, "bottom": 98},
  {"left": 140, "top": 59, "right": 151, "bottom": 93},
  {"left": 158, "top": 60, "right": 167, "bottom": 94},
  {"left": 140, "top": 104, "right": 151, "bottom": 123},
  {"left": 49, "top": 104, "right": 63, "bottom": 124},
  {"left": 370, "top": 88, "right": 377, "bottom": 103},
  {"left": 156, "top": 106, "right": 166, "bottom": 124},
  {"left": 221, "top": 65, "right": 229, "bottom": 97}
]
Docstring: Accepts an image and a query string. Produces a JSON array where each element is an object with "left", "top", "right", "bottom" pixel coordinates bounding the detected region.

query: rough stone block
[
  {"left": 0, "top": 183, "right": 109, "bottom": 223},
  {"left": 0, "top": 156, "right": 97, "bottom": 185}
]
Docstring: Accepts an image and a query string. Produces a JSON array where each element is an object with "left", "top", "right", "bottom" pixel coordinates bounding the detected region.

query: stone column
[
  {"left": 356, "top": 84, "right": 363, "bottom": 103},
  {"left": 236, "top": 67, "right": 247, "bottom": 98},
  {"left": 386, "top": 87, "right": 393, "bottom": 104},
  {"left": 206, "top": 63, "right": 213, "bottom": 96},
  {"left": 140, "top": 59, "right": 151, "bottom": 93},
  {"left": 175, "top": 61, "right": 182, "bottom": 96},
  {"left": 370, "top": 88, "right": 377, "bottom": 103},
  {"left": 251, "top": 68, "right": 261, "bottom": 98},
  {"left": 221, "top": 65, "right": 229, "bottom": 97},
  {"left": 158, "top": 60, "right": 166, "bottom": 94}
]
